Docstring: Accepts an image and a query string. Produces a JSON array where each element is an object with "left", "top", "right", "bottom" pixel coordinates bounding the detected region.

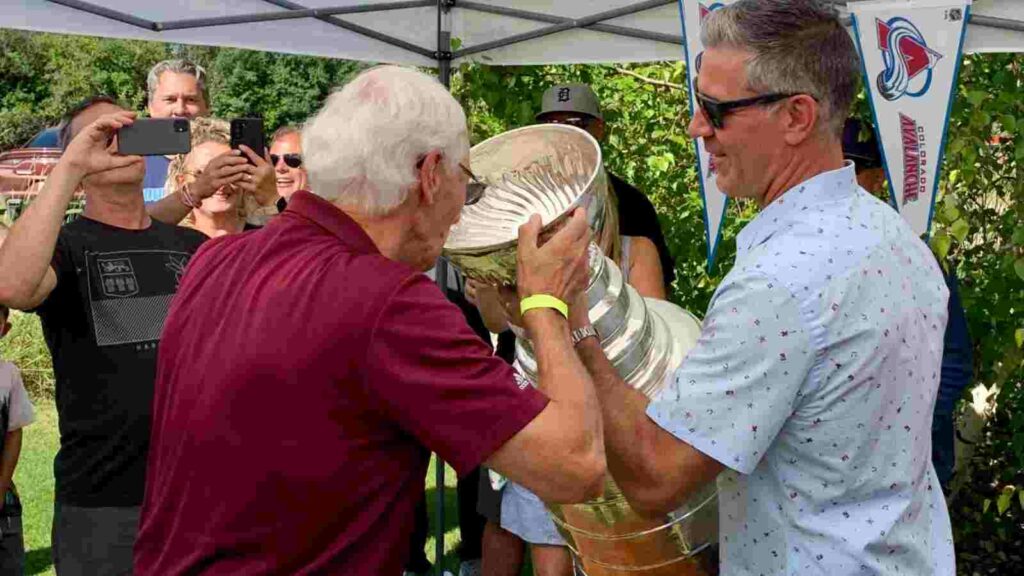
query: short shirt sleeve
[
  {"left": 646, "top": 271, "right": 814, "bottom": 474},
  {"left": 4, "top": 365, "right": 35, "bottom": 431},
  {"left": 365, "top": 274, "right": 549, "bottom": 476}
]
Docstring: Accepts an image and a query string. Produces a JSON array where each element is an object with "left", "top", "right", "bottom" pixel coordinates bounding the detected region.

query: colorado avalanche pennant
[
  {"left": 678, "top": 0, "right": 739, "bottom": 270},
  {"left": 850, "top": 0, "right": 971, "bottom": 237}
]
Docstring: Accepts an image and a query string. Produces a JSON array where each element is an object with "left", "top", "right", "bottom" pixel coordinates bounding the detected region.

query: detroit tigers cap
[{"left": 537, "top": 83, "right": 604, "bottom": 121}]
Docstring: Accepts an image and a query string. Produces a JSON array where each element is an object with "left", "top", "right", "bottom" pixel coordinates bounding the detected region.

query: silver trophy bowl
[
  {"left": 443, "top": 124, "right": 609, "bottom": 287},
  {"left": 442, "top": 124, "right": 718, "bottom": 575}
]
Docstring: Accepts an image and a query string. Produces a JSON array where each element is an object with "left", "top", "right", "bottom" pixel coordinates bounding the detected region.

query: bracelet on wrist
[
  {"left": 520, "top": 294, "right": 569, "bottom": 320},
  {"left": 179, "top": 183, "right": 202, "bottom": 209}
]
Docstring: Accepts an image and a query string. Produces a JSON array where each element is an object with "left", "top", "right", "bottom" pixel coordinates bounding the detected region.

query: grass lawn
[{"left": 16, "top": 400, "right": 57, "bottom": 576}]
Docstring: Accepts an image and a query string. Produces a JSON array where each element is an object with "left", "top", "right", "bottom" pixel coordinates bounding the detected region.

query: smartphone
[
  {"left": 230, "top": 118, "right": 265, "bottom": 164},
  {"left": 118, "top": 118, "right": 191, "bottom": 156}
]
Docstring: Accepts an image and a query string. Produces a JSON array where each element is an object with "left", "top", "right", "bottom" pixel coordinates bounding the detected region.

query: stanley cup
[{"left": 443, "top": 125, "right": 719, "bottom": 575}]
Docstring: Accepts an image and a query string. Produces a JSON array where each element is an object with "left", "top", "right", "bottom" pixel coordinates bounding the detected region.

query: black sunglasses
[
  {"left": 542, "top": 116, "right": 593, "bottom": 130},
  {"left": 270, "top": 153, "right": 303, "bottom": 169},
  {"left": 695, "top": 92, "right": 801, "bottom": 129}
]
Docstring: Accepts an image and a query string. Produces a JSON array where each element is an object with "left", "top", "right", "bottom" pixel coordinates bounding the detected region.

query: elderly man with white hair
[
  {"left": 572, "top": 1, "right": 955, "bottom": 575},
  {"left": 133, "top": 65, "right": 606, "bottom": 575}
]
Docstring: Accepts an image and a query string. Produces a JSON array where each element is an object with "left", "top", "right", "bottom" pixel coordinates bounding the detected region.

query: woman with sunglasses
[{"left": 269, "top": 125, "right": 308, "bottom": 202}]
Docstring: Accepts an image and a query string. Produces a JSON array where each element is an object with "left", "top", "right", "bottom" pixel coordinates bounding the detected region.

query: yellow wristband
[{"left": 520, "top": 294, "right": 569, "bottom": 319}]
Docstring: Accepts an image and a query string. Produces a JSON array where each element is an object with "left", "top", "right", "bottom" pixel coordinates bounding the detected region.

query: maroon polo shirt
[{"left": 134, "top": 191, "right": 548, "bottom": 575}]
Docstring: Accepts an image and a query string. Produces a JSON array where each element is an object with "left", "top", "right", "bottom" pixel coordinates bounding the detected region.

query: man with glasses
[
  {"left": 570, "top": 1, "right": 955, "bottom": 574},
  {"left": 536, "top": 83, "right": 675, "bottom": 290},
  {"left": 134, "top": 65, "right": 607, "bottom": 575}
]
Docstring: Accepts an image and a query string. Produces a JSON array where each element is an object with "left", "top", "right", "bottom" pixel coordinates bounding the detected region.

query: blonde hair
[
  {"left": 164, "top": 117, "right": 258, "bottom": 228},
  {"left": 598, "top": 184, "right": 621, "bottom": 263}
]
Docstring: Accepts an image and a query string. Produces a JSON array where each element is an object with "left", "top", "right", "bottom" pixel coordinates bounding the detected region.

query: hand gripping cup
[{"left": 443, "top": 125, "right": 719, "bottom": 575}]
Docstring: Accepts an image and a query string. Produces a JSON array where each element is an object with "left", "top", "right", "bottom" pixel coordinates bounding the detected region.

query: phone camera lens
[{"left": 174, "top": 119, "right": 188, "bottom": 133}]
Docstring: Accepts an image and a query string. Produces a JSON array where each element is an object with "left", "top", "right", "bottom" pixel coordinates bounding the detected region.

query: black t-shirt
[
  {"left": 36, "top": 217, "right": 206, "bottom": 507},
  {"left": 609, "top": 173, "right": 676, "bottom": 288}
]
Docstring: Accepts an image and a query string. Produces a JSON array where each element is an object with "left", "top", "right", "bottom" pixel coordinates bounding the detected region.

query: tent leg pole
[{"left": 433, "top": 4, "right": 452, "bottom": 572}]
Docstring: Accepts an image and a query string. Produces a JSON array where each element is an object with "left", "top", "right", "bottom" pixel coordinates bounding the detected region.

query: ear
[
  {"left": 416, "top": 151, "right": 444, "bottom": 207},
  {"left": 781, "top": 94, "right": 819, "bottom": 146},
  {"left": 588, "top": 119, "right": 606, "bottom": 141}
]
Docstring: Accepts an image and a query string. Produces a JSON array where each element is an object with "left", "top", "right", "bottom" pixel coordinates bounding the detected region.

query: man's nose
[{"left": 688, "top": 108, "right": 714, "bottom": 139}]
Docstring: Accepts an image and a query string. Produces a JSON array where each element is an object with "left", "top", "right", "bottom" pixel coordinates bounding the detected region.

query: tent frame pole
[
  {"left": 434, "top": 4, "right": 453, "bottom": 572},
  {"left": 453, "top": 0, "right": 683, "bottom": 58},
  {"left": 44, "top": 0, "right": 1024, "bottom": 56}
]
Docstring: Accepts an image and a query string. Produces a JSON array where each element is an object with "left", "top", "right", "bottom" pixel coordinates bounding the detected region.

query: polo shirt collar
[
  {"left": 736, "top": 161, "right": 857, "bottom": 258},
  {"left": 285, "top": 190, "right": 379, "bottom": 254}
]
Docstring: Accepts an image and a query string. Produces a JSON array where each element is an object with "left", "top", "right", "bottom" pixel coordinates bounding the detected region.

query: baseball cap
[
  {"left": 842, "top": 118, "right": 883, "bottom": 170},
  {"left": 537, "top": 83, "right": 604, "bottom": 121}
]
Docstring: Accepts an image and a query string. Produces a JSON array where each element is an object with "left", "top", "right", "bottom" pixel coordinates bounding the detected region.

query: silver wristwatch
[{"left": 571, "top": 325, "right": 599, "bottom": 347}]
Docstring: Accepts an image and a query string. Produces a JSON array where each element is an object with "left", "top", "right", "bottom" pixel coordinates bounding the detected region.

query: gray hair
[
  {"left": 147, "top": 59, "right": 208, "bottom": 104},
  {"left": 302, "top": 65, "right": 468, "bottom": 215},
  {"left": 702, "top": 0, "right": 860, "bottom": 136},
  {"left": 270, "top": 125, "right": 302, "bottom": 143}
]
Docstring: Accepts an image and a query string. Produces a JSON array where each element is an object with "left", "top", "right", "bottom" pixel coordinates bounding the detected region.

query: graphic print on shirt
[{"left": 86, "top": 249, "right": 193, "bottom": 347}]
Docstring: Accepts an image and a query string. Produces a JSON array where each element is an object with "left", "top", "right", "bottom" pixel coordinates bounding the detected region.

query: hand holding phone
[
  {"left": 230, "top": 118, "right": 265, "bottom": 165},
  {"left": 63, "top": 112, "right": 145, "bottom": 178},
  {"left": 187, "top": 151, "right": 251, "bottom": 204},
  {"left": 118, "top": 118, "right": 191, "bottom": 156},
  {"left": 234, "top": 145, "right": 278, "bottom": 206}
]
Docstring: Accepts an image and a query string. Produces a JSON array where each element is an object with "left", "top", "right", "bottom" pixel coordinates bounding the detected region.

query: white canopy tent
[{"left": 1, "top": 1, "right": 1022, "bottom": 84}]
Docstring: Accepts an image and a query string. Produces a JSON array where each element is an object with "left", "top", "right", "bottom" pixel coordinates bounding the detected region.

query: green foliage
[
  {"left": 0, "top": 312, "right": 54, "bottom": 400},
  {"left": 931, "top": 53, "right": 1023, "bottom": 570},
  {"left": 206, "top": 48, "right": 363, "bottom": 130},
  {"left": 0, "top": 30, "right": 166, "bottom": 149},
  {"left": 0, "top": 31, "right": 364, "bottom": 150},
  {"left": 453, "top": 61, "right": 758, "bottom": 313}
]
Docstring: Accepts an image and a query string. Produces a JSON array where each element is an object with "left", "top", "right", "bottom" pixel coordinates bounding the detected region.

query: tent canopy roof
[{"left": 2, "top": 0, "right": 1022, "bottom": 67}]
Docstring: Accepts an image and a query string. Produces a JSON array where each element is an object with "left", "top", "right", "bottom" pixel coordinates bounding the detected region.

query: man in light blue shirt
[{"left": 568, "top": 1, "right": 954, "bottom": 574}]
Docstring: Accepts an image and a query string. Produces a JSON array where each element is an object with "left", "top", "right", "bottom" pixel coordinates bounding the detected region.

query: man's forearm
[
  {"left": 525, "top": 310, "right": 604, "bottom": 461},
  {"left": 0, "top": 430, "right": 22, "bottom": 495},
  {"left": 575, "top": 338, "right": 660, "bottom": 493},
  {"left": 0, "top": 161, "right": 80, "bottom": 304}
]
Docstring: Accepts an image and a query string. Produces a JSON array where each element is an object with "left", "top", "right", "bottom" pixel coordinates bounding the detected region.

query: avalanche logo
[
  {"left": 699, "top": 2, "right": 725, "bottom": 22},
  {"left": 876, "top": 17, "right": 943, "bottom": 101},
  {"left": 899, "top": 113, "right": 928, "bottom": 203}
]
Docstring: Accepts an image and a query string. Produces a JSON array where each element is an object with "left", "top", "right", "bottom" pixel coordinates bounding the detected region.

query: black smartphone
[
  {"left": 230, "top": 118, "right": 265, "bottom": 164},
  {"left": 117, "top": 118, "right": 191, "bottom": 156}
]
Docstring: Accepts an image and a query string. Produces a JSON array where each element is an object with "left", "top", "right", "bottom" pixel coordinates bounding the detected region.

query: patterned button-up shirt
[{"left": 648, "top": 163, "right": 954, "bottom": 575}]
